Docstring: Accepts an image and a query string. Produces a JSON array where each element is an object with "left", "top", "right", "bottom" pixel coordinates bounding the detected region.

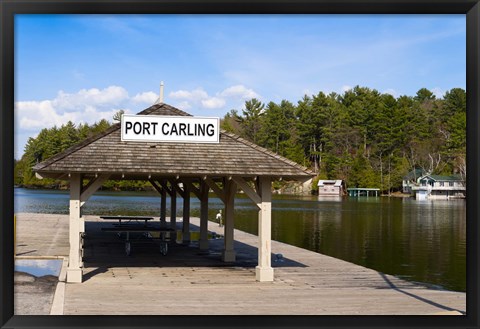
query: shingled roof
[{"left": 33, "top": 103, "right": 314, "bottom": 181}]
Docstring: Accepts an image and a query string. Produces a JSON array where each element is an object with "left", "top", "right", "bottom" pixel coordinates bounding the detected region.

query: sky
[{"left": 14, "top": 14, "right": 466, "bottom": 159}]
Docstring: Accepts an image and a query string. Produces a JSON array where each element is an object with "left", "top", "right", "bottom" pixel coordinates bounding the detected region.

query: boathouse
[
  {"left": 317, "top": 180, "right": 343, "bottom": 196},
  {"left": 33, "top": 103, "right": 314, "bottom": 283}
]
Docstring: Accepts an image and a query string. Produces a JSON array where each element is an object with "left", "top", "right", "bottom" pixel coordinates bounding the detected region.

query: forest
[{"left": 15, "top": 86, "right": 466, "bottom": 194}]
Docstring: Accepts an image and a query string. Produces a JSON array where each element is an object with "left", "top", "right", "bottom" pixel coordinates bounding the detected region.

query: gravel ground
[{"left": 14, "top": 271, "right": 58, "bottom": 315}]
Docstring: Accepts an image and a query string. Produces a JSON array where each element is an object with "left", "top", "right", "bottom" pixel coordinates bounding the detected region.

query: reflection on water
[
  {"left": 15, "top": 259, "right": 62, "bottom": 277},
  {"left": 14, "top": 188, "right": 466, "bottom": 291}
]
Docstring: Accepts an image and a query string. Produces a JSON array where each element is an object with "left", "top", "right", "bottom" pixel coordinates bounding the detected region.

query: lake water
[{"left": 14, "top": 187, "right": 466, "bottom": 292}]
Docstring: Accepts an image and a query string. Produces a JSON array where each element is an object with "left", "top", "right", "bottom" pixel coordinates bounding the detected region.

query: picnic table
[
  {"left": 99, "top": 215, "right": 154, "bottom": 227},
  {"left": 100, "top": 216, "right": 174, "bottom": 256}
]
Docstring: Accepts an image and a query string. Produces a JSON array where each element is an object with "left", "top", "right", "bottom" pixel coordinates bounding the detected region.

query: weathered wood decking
[{"left": 15, "top": 213, "right": 466, "bottom": 315}]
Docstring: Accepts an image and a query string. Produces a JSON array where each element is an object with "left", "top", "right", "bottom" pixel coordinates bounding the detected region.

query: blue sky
[{"left": 14, "top": 14, "right": 465, "bottom": 159}]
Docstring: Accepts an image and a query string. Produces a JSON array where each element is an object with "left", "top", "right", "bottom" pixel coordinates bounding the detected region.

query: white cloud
[
  {"left": 169, "top": 85, "right": 260, "bottom": 111},
  {"left": 169, "top": 88, "right": 209, "bottom": 101},
  {"left": 431, "top": 87, "right": 445, "bottom": 99},
  {"left": 341, "top": 85, "right": 353, "bottom": 93},
  {"left": 15, "top": 85, "right": 136, "bottom": 132},
  {"left": 52, "top": 86, "right": 129, "bottom": 111},
  {"left": 16, "top": 98, "right": 120, "bottom": 130},
  {"left": 383, "top": 89, "right": 398, "bottom": 97},
  {"left": 132, "top": 91, "right": 158, "bottom": 104},
  {"left": 301, "top": 89, "right": 313, "bottom": 97},
  {"left": 175, "top": 101, "right": 192, "bottom": 110},
  {"left": 219, "top": 85, "right": 259, "bottom": 99},
  {"left": 16, "top": 100, "right": 72, "bottom": 129},
  {"left": 202, "top": 97, "right": 225, "bottom": 109}
]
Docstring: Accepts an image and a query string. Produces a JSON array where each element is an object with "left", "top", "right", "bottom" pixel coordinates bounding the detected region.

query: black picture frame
[{"left": 1, "top": 1, "right": 478, "bottom": 328}]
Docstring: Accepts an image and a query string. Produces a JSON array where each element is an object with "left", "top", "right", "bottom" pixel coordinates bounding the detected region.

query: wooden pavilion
[{"left": 33, "top": 103, "right": 314, "bottom": 283}]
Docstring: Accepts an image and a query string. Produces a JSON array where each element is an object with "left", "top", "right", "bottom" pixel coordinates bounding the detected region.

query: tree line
[
  {"left": 221, "top": 86, "right": 466, "bottom": 193},
  {"left": 15, "top": 86, "right": 466, "bottom": 194},
  {"left": 16, "top": 119, "right": 111, "bottom": 188}
]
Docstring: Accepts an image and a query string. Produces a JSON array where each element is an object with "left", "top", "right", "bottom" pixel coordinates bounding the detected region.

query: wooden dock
[{"left": 15, "top": 213, "right": 466, "bottom": 315}]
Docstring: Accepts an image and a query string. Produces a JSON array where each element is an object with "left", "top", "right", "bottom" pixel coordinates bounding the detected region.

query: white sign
[{"left": 121, "top": 114, "right": 220, "bottom": 143}]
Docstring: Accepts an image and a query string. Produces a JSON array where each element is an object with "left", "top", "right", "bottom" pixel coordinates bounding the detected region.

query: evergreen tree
[
  {"left": 260, "top": 100, "right": 295, "bottom": 156},
  {"left": 236, "top": 98, "right": 265, "bottom": 143},
  {"left": 220, "top": 110, "right": 241, "bottom": 133},
  {"left": 296, "top": 94, "right": 322, "bottom": 173}
]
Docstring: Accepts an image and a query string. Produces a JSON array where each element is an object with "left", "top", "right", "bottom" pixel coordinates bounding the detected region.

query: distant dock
[
  {"left": 347, "top": 187, "right": 380, "bottom": 197},
  {"left": 15, "top": 213, "right": 465, "bottom": 315}
]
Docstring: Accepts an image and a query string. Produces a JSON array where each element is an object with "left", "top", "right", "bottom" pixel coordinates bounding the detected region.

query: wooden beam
[
  {"left": 185, "top": 180, "right": 201, "bottom": 199},
  {"left": 149, "top": 179, "right": 163, "bottom": 195},
  {"left": 80, "top": 174, "right": 110, "bottom": 206},
  {"left": 168, "top": 178, "right": 185, "bottom": 199},
  {"left": 205, "top": 177, "right": 226, "bottom": 204},
  {"left": 158, "top": 179, "right": 174, "bottom": 197},
  {"left": 232, "top": 176, "right": 261, "bottom": 209}
]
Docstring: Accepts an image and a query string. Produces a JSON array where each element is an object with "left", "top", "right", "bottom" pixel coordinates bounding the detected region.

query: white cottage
[
  {"left": 402, "top": 168, "right": 427, "bottom": 194},
  {"left": 412, "top": 174, "right": 465, "bottom": 200}
]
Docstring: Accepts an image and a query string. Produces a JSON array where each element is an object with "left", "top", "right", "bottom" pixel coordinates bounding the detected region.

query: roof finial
[
  {"left": 159, "top": 81, "right": 164, "bottom": 103},
  {"left": 154, "top": 81, "right": 165, "bottom": 105}
]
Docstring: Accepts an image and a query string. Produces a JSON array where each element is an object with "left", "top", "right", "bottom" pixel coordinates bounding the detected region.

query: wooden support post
[
  {"left": 160, "top": 187, "right": 167, "bottom": 225},
  {"left": 182, "top": 182, "right": 191, "bottom": 244},
  {"left": 157, "top": 179, "right": 177, "bottom": 232},
  {"left": 149, "top": 179, "right": 167, "bottom": 225},
  {"left": 199, "top": 180, "right": 209, "bottom": 251},
  {"left": 186, "top": 180, "right": 209, "bottom": 251},
  {"left": 170, "top": 189, "right": 177, "bottom": 232},
  {"left": 256, "top": 176, "right": 274, "bottom": 282},
  {"left": 162, "top": 179, "right": 179, "bottom": 241},
  {"left": 222, "top": 178, "right": 236, "bottom": 262},
  {"left": 67, "top": 173, "right": 83, "bottom": 283}
]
